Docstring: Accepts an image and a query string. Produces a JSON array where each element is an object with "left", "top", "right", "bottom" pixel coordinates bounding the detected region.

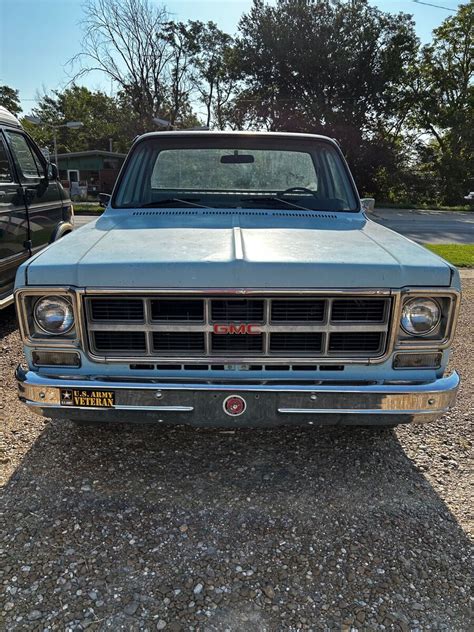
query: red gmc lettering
[{"left": 213, "top": 323, "right": 261, "bottom": 335}]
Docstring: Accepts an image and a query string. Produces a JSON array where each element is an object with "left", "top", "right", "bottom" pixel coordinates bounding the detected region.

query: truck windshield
[{"left": 113, "top": 136, "right": 359, "bottom": 212}]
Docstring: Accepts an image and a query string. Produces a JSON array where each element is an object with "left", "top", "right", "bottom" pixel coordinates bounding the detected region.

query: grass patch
[
  {"left": 73, "top": 203, "right": 103, "bottom": 214},
  {"left": 425, "top": 244, "right": 474, "bottom": 268}
]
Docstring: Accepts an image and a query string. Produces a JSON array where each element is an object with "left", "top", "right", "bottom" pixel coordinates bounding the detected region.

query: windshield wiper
[
  {"left": 243, "top": 196, "right": 312, "bottom": 212},
  {"left": 138, "top": 198, "right": 212, "bottom": 209}
]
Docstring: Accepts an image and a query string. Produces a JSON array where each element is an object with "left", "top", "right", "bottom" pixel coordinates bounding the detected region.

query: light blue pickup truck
[{"left": 15, "top": 132, "right": 460, "bottom": 428}]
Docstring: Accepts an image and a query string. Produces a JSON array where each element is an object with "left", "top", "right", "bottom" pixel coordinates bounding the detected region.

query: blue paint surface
[{"left": 19, "top": 207, "right": 454, "bottom": 289}]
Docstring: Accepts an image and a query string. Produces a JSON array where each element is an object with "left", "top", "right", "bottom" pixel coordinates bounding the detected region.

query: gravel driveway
[{"left": 1, "top": 283, "right": 472, "bottom": 631}]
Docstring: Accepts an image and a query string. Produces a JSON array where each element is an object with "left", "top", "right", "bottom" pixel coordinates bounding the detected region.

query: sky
[{"left": 0, "top": 0, "right": 464, "bottom": 114}]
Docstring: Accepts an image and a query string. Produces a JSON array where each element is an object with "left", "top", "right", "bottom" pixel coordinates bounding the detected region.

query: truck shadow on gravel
[{"left": 1, "top": 420, "right": 470, "bottom": 630}]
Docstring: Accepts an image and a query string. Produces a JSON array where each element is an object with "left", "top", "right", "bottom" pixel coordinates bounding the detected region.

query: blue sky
[{"left": 0, "top": 0, "right": 463, "bottom": 114}]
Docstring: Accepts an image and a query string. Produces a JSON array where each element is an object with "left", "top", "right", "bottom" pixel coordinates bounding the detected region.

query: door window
[
  {"left": 5, "top": 131, "right": 44, "bottom": 181},
  {"left": 0, "top": 138, "right": 14, "bottom": 183}
]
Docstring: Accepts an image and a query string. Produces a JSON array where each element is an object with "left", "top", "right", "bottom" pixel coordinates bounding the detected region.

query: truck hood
[{"left": 23, "top": 209, "right": 453, "bottom": 289}]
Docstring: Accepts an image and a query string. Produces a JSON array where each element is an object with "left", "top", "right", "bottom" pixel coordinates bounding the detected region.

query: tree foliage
[
  {"left": 23, "top": 86, "right": 130, "bottom": 154},
  {"left": 408, "top": 2, "right": 473, "bottom": 203},
  {"left": 229, "top": 0, "right": 419, "bottom": 195},
  {"left": 0, "top": 85, "right": 21, "bottom": 116},
  {"left": 5, "top": 0, "right": 472, "bottom": 204}
]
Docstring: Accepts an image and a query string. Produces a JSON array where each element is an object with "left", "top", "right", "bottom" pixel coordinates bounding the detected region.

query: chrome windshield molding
[
  {"left": 395, "top": 288, "right": 461, "bottom": 350},
  {"left": 15, "top": 287, "right": 83, "bottom": 349},
  {"left": 79, "top": 289, "right": 400, "bottom": 365}
]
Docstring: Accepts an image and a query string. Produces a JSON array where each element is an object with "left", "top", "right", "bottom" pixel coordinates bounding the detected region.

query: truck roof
[
  {"left": 136, "top": 130, "right": 338, "bottom": 145},
  {"left": 0, "top": 106, "right": 21, "bottom": 128}
]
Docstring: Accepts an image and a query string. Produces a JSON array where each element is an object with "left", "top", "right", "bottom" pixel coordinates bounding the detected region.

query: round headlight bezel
[
  {"left": 400, "top": 297, "right": 441, "bottom": 337},
  {"left": 33, "top": 296, "right": 75, "bottom": 335}
]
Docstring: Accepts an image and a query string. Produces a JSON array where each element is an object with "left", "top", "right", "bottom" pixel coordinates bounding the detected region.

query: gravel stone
[{"left": 0, "top": 282, "right": 473, "bottom": 630}]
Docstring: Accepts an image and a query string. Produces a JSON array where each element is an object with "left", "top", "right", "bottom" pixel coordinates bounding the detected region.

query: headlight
[
  {"left": 34, "top": 296, "right": 75, "bottom": 334},
  {"left": 401, "top": 298, "right": 441, "bottom": 336}
]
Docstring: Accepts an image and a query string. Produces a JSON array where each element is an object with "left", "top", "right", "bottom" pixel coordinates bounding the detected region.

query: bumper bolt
[
  {"left": 310, "top": 393, "right": 318, "bottom": 401},
  {"left": 155, "top": 391, "right": 163, "bottom": 399}
]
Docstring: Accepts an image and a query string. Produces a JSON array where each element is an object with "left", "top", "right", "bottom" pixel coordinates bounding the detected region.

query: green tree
[
  {"left": 408, "top": 2, "right": 473, "bottom": 204},
  {"left": 23, "top": 86, "right": 131, "bottom": 155},
  {"left": 230, "top": 0, "right": 419, "bottom": 195},
  {"left": 0, "top": 85, "right": 21, "bottom": 116},
  {"left": 189, "top": 21, "right": 236, "bottom": 129}
]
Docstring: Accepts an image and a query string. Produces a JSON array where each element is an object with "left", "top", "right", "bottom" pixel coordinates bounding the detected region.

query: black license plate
[{"left": 60, "top": 389, "right": 115, "bottom": 408}]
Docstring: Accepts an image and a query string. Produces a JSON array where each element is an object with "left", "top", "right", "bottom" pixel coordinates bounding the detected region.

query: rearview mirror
[
  {"left": 361, "top": 198, "right": 375, "bottom": 213},
  {"left": 220, "top": 154, "right": 254, "bottom": 164},
  {"left": 99, "top": 193, "right": 111, "bottom": 208}
]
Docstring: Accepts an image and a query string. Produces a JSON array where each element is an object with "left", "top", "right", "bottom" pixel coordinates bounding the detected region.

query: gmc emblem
[{"left": 213, "top": 323, "right": 262, "bottom": 335}]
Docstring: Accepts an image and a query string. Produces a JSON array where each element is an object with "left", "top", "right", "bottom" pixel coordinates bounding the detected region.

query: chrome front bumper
[{"left": 16, "top": 366, "right": 460, "bottom": 427}]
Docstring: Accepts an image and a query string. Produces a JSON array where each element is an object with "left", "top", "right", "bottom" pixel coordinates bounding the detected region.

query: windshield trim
[{"left": 111, "top": 135, "right": 361, "bottom": 213}]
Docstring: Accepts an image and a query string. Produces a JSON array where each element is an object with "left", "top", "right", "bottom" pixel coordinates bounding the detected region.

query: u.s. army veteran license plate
[{"left": 60, "top": 389, "right": 115, "bottom": 407}]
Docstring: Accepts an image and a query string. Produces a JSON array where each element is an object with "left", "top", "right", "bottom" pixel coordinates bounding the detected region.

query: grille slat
[
  {"left": 211, "top": 333, "right": 264, "bottom": 354},
  {"left": 328, "top": 332, "right": 383, "bottom": 353},
  {"left": 153, "top": 332, "right": 205, "bottom": 353},
  {"left": 93, "top": 331, "right": 147, "bottom": 352},
  {"left": 151, "top": 299, "right": 204, "bottom": 322},
  {"left": 331, "top": 299, "right": 386, "bottom": 322},
  {"left": 270, "top": 333, "right": 323, "bottom": 353},
  {"left": 90, "top": 299, "right": 144, "bottom": 321},
  {"left": 211, "top": 299, "right": 264, "bottom": 322},
  {"left": 271, "top": 300, "right": 325, "bottom": 322}
]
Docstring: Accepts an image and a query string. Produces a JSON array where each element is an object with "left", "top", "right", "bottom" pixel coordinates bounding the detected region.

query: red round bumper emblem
[{"left": 223, "top": 395, "right": 247, "bottom": 417}]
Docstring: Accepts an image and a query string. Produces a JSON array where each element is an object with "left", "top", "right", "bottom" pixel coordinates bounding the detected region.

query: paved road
[
  {"left": 73, "top": 208, "right": 474, "bottom": 244},
  {"left": 372, "top": 208, "right": 474, "bottom": 244}
]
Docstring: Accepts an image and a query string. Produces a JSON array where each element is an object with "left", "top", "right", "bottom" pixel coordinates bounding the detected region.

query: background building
[{"left": 56, "top": 150, "right": 126, "bottom": 198}]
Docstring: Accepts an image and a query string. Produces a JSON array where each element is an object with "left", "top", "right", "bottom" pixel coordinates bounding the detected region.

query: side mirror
[
  {"left": 47, "top": 163, "right": 59, "bottom": 180},
  {"left": 99, "top": 193, "right": 111, "bottom": 208},
  {"left": 361, "top": 198, "right": 375, "bottom": 213}
]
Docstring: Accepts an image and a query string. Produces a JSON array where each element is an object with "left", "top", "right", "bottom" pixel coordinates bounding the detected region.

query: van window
[
  {"left": 5, "top": 131, "right": 44, "bottom": 180},
  {"left": 0, "top": 138, "right": 13, "bottom": 182}
]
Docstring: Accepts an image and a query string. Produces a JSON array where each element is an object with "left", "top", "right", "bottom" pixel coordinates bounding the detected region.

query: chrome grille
[{"left": 85, "top": 294, "right": 392, "bottom": 361}]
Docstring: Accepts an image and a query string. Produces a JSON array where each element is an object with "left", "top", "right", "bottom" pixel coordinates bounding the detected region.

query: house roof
[{"left": 55, "top": 150, "right": 127, "bottom": 159}]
